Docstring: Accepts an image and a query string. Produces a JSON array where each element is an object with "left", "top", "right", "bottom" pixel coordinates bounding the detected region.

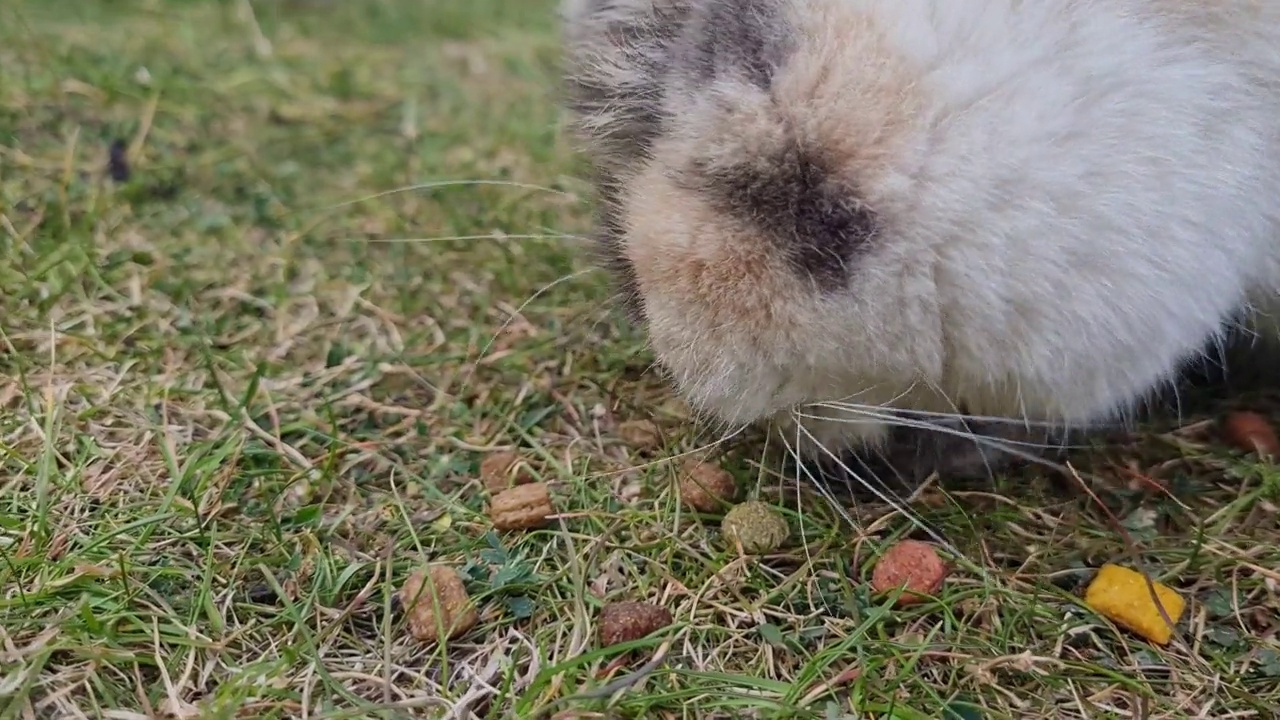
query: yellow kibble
[{"left": 1084, "top": 564, "right": 1186, "bottom": 645}]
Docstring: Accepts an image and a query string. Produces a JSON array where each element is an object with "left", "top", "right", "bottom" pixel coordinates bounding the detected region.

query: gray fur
[
  {"left": 562, "top": 0, "right": 877, "bottom": 292},
  {"left": 559, "top": 0, "right": 1280, "bottom": 490},
  {"left": 682, "top": 0, "right": 792, "bottom": 91},
  {"left": 559, "top": 0, "right": 691, "bottom": 167}
]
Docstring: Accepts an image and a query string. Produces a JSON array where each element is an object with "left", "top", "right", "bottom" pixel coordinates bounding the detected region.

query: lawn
[{"left": 2, "top": 1, "right": 1279, "bottom": 718}]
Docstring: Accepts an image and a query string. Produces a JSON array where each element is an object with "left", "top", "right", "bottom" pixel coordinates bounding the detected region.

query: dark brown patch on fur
[{"left": 688, "top": 142, "right": 878, "bottom": 291}]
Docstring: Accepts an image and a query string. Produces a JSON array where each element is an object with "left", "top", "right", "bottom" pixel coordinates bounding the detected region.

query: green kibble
[{"left": 721, "top": 501, "right": 789, "bottom": 554}]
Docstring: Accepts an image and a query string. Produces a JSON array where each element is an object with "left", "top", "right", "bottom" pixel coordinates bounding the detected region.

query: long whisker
[
  {"left": 820, "top": 400, "right": 1093, "bottom": 430},
  {"left": 785, "top": 416, "right": 912, "bottom": 527},
  {"left": 480, "top": 267, "right": 600, "bottom": 357},
  {"left": 795, "top": 406, "right": 1086, "bottom": 478},
  {"left": 919, "top": 378, "right": 1004, "bottom": 481},
  {"left": 362, "top": 232, "right": 589, "bottom": 245},
  {"left": 775, "top": 425, "right": 818, "bottom": 573},
  {"left": 792, "top": 416, "right": 963, "bottom": 558},
  {"left": 799, "top": 405, "right": 1050, "bottom": 453},
  {"left": 827, "top": 380, "right": 919, "bottom": 408},
  {"left": 807, "top": 402, "right": 1088, "bottom": 452},
  {"left": 865, "top": 441, "right": 915, "bottom": 497},
  {"left": 323, "top": 179, "right": 577, "bottom": 211},
  {"left": 834, "top": 449, "right": 921, "bottom": 524},
  {"left": 446, "top": 267, "right": 602, "bottom": 403},
  {"left": 780, "top": 422, "right": 860, "bottom": 532}
]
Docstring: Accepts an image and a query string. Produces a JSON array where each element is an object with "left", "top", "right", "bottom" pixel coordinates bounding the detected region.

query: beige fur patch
[{"left": 622, "top": 156, "right": 805, "bottom": 334}]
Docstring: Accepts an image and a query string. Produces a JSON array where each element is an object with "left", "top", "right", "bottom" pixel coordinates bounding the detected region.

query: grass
[{"left": 2, "top": 0, "right": 1279, "bottom": 718}]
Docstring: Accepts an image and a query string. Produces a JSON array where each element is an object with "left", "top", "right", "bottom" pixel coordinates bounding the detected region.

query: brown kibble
[
  {"left": 617, "top": 419, "right": 662, "bottom": 450},
  {"left": 598, "top": 601, "right": 673, "bottom": 647},
  {"left": 489, "top": 481, "right": 555, "bottom": 530},
  {"left": 678, "top": 460, "right": 739, "bottom": 512},
  {"left": 398, "top": 565, "right": 478, "bottom": 643},
  {"left": 869, "top": 539, "right": 949, "bottom": 607},
  {"left": 480, "top": 450, "right": 534, "bottom": 492},
  {"left": 1221, "top": 411, "right": 1280, "bottom": 459}
]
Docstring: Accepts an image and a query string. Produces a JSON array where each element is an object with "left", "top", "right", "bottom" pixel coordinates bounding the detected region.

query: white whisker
[
  {"left": 865, "top": 442, "right": 914, "bottom": 494},
  {"left": 362, "top": 232, "right": 589, "bottom": 245},
  {"left": 775, "top": 426, "right": 819, "bottom": 574},
  {"left": 792, "top": 416, "right": 964, "bottom": 559},
  {"left": 324, "top": 179, "right": 577, "bottom": 211},
  {"left": 920, "top": 378, "right": 1003, "bottom": 481},
  {"left": 795, "top": 406, "right": 1085, "bottom": 477},
  {"left": 807, "top": 402, "right": 1087, "bottom": 452},
  {"left": 800, "top": 406, "right": 1044, "bottom": 452},
  {"left": 780, "top": 423, "right": 860, "bottom": 532},
  {"left": 445, "top": 267, "right": 602, "bottom": 403},
  {"left": 819, "top": 400, "right": 1089, "bottom": 430},
  {"left": 828, "top": 380, "right": 918, "bottom": 408},
  {"left": 479, "top": 267, "right": 599, "bottom": 358}
]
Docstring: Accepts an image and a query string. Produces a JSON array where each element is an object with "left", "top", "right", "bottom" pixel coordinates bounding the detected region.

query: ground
[{"left": 2, "top": 1, "right": 1279, "bottom": 718}]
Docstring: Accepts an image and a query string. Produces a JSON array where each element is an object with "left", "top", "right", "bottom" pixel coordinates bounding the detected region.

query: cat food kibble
[
  {"left": 398, "top": 565, "right": 478, "bottom": 643},
  {"left": 870, "top": 539, "right": 948, "bottom": 606},
  {"left": 598, "top": 601, "right": 673, "bottom": 647},
  {"left": 721, "top": 501, "right": 789, "bottom": 554},
  {"left": 678, "top": 460, "right": 739, "bottom": 512}
]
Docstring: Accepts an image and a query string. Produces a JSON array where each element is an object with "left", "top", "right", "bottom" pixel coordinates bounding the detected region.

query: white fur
[{"left": 566, "top": 0, "right": 1280, "bottom": 460}]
